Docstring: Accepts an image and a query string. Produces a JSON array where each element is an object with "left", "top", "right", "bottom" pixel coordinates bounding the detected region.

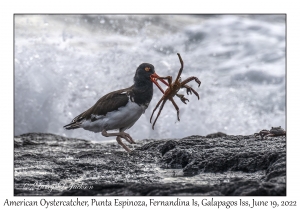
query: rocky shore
[{"left": 14, "top": 132, "right": 286, "bottom": 196}]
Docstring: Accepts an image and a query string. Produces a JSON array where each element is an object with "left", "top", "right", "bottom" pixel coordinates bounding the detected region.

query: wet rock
[
  {"left": 160, "top": 140, "right": 177, "bottom": 155},
  {"left": 161, "top": 147, "right": 191, "bottom": 168},
  {"left": 206, "top": 132, "right": 227, "bottom": 138},
  {"left": 14, "top": 132, "right": 286, "bottom": 196}
]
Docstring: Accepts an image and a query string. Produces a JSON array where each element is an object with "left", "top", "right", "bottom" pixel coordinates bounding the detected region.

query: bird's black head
[
  {"left": 134, "top": 63, "right": 155, "bottom": 83},
  {"left": 134, "top": 63, "right": 166, "bottom": 93}
]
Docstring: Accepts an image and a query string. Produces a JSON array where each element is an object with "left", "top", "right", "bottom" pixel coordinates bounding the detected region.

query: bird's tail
[
  {"left": 63, "top": 121, "right": 81, "bottom": 130},
  {"left": 64, "top": 110, "right": 88, "bottom": 130}
]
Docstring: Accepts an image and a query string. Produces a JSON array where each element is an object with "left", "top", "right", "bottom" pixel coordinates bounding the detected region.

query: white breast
[{"left": 81, "top": 100, "right": 147, "bottom": 133}]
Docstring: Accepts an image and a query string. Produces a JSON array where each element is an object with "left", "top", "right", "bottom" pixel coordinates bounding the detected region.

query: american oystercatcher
[{"left": 63, "top": 63, "right": 167, "bottom": 152}]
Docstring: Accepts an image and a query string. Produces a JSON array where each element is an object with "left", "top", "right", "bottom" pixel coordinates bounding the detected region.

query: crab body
[{"left": 164, "top": 81, "right": 180, "bottom": 98}]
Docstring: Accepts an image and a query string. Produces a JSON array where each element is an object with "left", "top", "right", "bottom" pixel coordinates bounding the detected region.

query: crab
[
  {"left": 254, "top": 126, "right": 286, "bottom": 139},
  {"left": 150, "top": 53, "right": 201, "bottom": 129}
]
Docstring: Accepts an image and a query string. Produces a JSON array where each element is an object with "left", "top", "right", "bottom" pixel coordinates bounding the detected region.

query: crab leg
[
  {"left": 150, "top": 76, "right": 172, "bottom": 127},
  {"left": 156, "top": 76, "right": 173, "bottom": 86},
  {"left": 181, "top": 76, "right": 201, "bottom": 87},
  {"left": 182, "top": 84, "right": 200, "bottom": 100},
  {"left": 175, "top": 53, "right": 184, "bottom": 83},
  {"left": 170, "top": 98, "right": 180, "bottom": 121},
  {"left": 152, "top": 99, "right": 167, "bottom": 130},
  {"left": 150, "top": 97, "right": 164, "bottom": 123}
]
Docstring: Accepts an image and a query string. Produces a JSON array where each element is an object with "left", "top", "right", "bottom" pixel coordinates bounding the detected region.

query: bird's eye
[{"left": 145, "top": 67, "right": 151, "bottom": 72}]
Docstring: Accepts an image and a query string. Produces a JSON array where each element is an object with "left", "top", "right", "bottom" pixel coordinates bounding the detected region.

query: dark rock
[
  {"left": 206, "top": 132, "right": 227, "bottom": 138},
  {"left": 14, "top": 132, "right": 286, "bottom": 196},
  {"left": 160, "top": 140, "right": 178, "bottom": 155},
  {"left": 161, "top": 147, "right": 191, "bottom": 168}
]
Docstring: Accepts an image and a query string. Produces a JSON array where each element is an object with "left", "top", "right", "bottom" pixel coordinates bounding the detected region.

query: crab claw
[
  {"left": 186, "top": 87, "right": 192, "bottom": 95},
  {"left": 176, "top": 94, "right": 189, "bottom": 104},
  {"left": 196, "top": 78, "right": 201, "bottom": 87}
]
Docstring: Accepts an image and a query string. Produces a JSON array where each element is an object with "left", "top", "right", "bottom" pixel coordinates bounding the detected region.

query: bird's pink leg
[{"left": 102, "top": 129, "right": 135, "bottom": 152}]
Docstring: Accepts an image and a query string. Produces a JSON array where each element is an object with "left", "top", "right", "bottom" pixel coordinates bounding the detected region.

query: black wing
[{"left": 63, "top": 87, "right": 131, "bottom": 129}]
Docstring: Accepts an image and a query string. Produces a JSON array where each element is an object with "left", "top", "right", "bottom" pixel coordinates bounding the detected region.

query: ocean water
[{"left": 14, "top": 14, "right": 286, "bottom": 141}]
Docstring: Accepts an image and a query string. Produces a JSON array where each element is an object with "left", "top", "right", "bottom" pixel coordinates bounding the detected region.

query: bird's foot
[
  {"left": 102, "top": 130, "right": 136, "bottom": 144},
  {"left": 116, "top": 136, "right": 131, "bottom": 153},
  {"left": 101, "top": 129, "right": 136, "bottom": 153},
  {"left": 119, "top": 131, "right": 136, "bottom": 144}
]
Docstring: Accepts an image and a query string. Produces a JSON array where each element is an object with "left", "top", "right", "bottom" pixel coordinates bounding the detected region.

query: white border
[{"left": 1, "top": 0, "right": 299, "bottom": 208}]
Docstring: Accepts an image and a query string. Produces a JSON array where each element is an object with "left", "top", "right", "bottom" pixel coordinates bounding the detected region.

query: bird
[{"left": 63, "top": 63, "right": 167, "bottom": 152}]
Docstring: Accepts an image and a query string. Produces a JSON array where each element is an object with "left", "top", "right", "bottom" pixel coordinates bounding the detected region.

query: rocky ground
[{"left": 14, "top": 132, "right": 286, "bottom": 196}]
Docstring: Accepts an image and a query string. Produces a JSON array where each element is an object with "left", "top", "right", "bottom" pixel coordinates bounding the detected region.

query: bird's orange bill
[{"left": 150, "top": 73, "right": 169, "bottom": 94}]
